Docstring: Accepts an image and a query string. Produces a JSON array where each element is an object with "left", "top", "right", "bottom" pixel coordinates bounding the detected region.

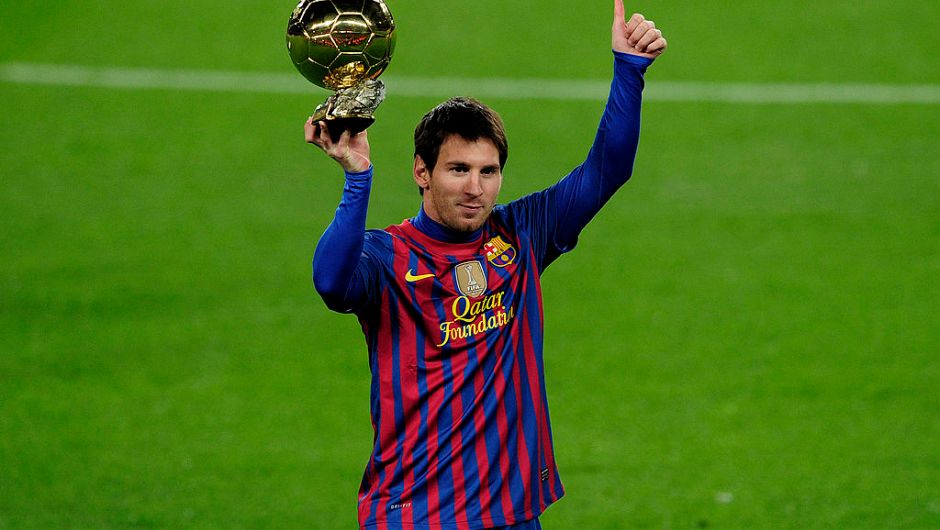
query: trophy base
[
  {"left": 311, "top": 79, "right": 386, "bottom": 142},
  {"left": 311, "top": 113, "right": 375, "bottom": 143}
]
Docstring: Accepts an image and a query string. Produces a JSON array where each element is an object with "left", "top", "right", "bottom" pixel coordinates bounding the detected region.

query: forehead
[{"left": 437, "top": 135, "right": 500, "bottom": 165}]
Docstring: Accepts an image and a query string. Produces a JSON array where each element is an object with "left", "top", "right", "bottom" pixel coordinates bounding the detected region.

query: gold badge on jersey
[
  {"left": 483, "top": 236, "right": 516, "bottom": 268},
  {"left": 454, "top": 260, "right": 487, "bottom": 298}
]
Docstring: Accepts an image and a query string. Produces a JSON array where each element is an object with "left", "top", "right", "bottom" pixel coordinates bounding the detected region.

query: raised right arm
[
  {"left": 307, "top": 119, "right": 375, "bottom": 313},
  {"left": 312, "top": 167, "right": 374, "bottom": 312}
]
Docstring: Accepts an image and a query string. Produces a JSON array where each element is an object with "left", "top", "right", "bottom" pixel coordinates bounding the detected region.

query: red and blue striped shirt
[{"left": 313, "top": 52, "right": 653, "bottom": 529}]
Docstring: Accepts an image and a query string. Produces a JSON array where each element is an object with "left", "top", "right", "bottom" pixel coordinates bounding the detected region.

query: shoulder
[
  {"left": 364, "top": 227, "right": 394, "bottom": 246},
  {"left": 362, "top": 219, "right": 423, "bottom": 259},
  {"left": 487, "top": 204, "right": 521, "bottom": 234},
  {"left": 359, "top": 228, "right": 394, "bottom": 266},
  {"left": 491, "top": 201, "right": 522, "bottom": 225},
  {"left": 492, "top": 187, "right": 555, "bottom": 228},
  {"left": 380, "top": 218, "right": 419, "bottom": 247}
]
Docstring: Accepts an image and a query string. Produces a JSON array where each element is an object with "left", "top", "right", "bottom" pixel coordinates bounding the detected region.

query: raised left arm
[{"left": 527, "top": 4, "right": 667, "bottom": 264}]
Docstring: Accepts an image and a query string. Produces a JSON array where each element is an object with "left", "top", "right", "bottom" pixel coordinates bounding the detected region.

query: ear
[{"left": 413, "top": 155, "right": 431, "bottom": 191}]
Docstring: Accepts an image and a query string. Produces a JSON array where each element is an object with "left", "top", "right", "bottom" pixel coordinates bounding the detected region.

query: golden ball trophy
[{"left": 287, "top": 0, "right": 397, "bottom": 140}]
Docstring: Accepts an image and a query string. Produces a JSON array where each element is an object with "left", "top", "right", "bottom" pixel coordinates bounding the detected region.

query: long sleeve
[
  {"left": 502, "top": 51, "right": 653, "bottom": 271},
  {"left": 312, "top": 166, "right": 375, "bottom": 313}
]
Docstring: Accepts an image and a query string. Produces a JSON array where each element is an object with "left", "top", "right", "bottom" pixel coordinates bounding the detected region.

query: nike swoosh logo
[{"left": 405, "top": 270, "right": 435, "bottom": 282}]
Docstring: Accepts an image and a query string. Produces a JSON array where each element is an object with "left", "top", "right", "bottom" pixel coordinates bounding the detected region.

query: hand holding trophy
[{"left": 287, "top": 0, "right": 396, "bottom": 141}]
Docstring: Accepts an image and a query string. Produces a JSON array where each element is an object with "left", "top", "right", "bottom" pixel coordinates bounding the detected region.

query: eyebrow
[{"left": 444, "top": 161, "right": 500, "bottom": 170}]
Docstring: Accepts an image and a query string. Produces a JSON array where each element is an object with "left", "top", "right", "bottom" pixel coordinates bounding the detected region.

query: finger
[
  {"left": 309, "top": 120, "right": 322, "bottom": 145},
  {"left": 304, "top": 115, "right": 316, "bottom": 142},
  {"left": 636, "top": 28, "right": 662, "bottom": 52},
  {"left": 624, "top": 13, "right": 644, "bottom": 36},
  {"left": 629, "top": 20, "right": 655, "bottom": 46},
  {"left": 646, "top": 36, "right": 667, "bottom": 53},
  {"left": 613, "top": 0, "right": 625, "bottom": 27},
  {"left": 317, "top": 121, "right": 333, "bottom": 149}
]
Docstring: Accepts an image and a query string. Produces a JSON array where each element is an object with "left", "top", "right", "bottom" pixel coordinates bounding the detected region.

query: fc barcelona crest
[
  {"left": 483, "top": 236, "right": 516, "bottom": 268},
  {"left": 454, "top": 260, "right": 487, "bottom": 298}
]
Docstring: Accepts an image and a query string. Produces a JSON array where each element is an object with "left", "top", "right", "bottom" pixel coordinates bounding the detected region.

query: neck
[{"left": 412, "top": 205, "right": 483, "bottom": 243}]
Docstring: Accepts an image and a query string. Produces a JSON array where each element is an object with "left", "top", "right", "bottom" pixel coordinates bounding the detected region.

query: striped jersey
[
  {"left": 312, "top": 51, "right": 653, "bottom": 530},
  {"left": 354, "top": 200, "right": 566, "bottom": 529}
]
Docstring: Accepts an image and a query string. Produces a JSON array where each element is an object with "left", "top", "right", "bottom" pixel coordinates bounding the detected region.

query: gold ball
[{"left": 287, "top": 0, "right": 396, "bottom": 91}]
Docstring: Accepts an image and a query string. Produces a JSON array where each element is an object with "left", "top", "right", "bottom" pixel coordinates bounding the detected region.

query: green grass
[{"left": 1, "top": 1, "right": 938, "bottom": 528}]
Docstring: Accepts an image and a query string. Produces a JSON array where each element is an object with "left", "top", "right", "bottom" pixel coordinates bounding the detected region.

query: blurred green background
[{"left": 1, "top": 1, "right": 938, "bottom": 528}]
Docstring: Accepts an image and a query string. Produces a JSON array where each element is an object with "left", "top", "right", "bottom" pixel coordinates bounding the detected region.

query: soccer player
[{"left": 306, "top": 2, "right": 666, "bottom": 528}]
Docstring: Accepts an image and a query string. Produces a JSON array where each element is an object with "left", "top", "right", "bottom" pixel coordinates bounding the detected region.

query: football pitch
[{"left": 1, "top": 1, "right": 938, "bottom": 528}]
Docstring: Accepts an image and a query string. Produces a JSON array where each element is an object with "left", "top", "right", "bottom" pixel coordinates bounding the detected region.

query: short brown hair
[{"left": 414, "top": 97, "right": 508, "bottom": 174}]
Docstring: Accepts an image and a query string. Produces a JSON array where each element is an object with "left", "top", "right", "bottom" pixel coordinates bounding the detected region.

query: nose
[{"left": 465, "top": 172, "right": 484, "bottom": 197}]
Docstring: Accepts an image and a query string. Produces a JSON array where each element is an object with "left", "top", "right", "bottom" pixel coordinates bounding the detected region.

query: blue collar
[{"left": 411, "top": 205, "right": 484, "bottom": 243}]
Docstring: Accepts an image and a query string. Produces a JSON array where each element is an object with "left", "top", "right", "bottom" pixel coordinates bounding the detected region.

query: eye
[{"left": 482, "top": 167, "right": 499, "bottom": 177}]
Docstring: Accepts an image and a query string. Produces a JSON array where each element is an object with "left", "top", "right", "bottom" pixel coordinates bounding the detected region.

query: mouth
[{"left": 457, "top": 204, "right": 484, "bottom": 215}]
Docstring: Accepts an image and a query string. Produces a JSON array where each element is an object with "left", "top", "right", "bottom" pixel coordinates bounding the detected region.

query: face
[{"left": 414, "top": 135, "right": 503, "bottom": 233}]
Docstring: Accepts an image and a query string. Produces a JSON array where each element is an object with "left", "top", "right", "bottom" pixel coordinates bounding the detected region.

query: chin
[{"left": 448, "top": 216, "right": 485, "bottom": 233}]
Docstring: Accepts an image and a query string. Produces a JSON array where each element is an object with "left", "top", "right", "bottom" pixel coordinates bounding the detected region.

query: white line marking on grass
[{"left": 2, "top": 62, "right": 940, "bottom": 105}]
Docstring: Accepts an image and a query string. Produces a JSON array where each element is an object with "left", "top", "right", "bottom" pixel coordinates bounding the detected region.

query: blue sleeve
[
  {"left": 505, "top": 51, "right": 652, "bottom": 272},
  {"left": 311, "top": 166, "right": 384, "bottom": 313}
]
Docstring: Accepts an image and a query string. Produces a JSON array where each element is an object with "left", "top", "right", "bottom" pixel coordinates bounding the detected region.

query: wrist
[
  {"left": 344, "top": 165, "right": 373, "bottom": 180},
  {"left": 345, "top": 162, "right": 371, "bottom": 173},
  {"left": 613, "top": 50, "right": 655, "bottom": 67},
  {"left": 339, "top": 157, "right": 371, "bottom": 173}
]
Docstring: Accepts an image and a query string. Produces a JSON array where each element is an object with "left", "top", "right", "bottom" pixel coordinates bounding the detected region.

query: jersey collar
[{"left": 411, "top": 205, "right": 485, "bottom": 244}]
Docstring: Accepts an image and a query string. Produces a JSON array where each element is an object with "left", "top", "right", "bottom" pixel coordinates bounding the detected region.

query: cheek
[
  {"left": 486, "top": 179, "right": 502, "bottom": 200},
  {"left": 433, "top": 188, "right": 457, "bottom": 214},
  {"left": 431, "top": 176, "right": 460, "bottom": 196}
]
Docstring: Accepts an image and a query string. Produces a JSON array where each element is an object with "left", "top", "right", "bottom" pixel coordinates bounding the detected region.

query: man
[{"left": 306, "top": 2, "right": 666, "bottom": 528}]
